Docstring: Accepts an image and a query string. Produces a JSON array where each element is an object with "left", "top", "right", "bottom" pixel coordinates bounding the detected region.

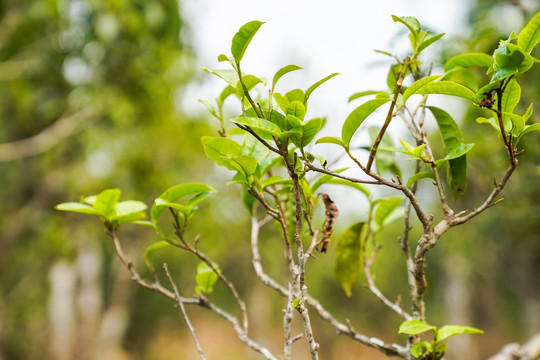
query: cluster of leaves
[
  {"left": 399, "top": 319, "right": 483, "bottom": 359},
  {"left": 56, "top": 183, "right": 220, "bottom": 295}
]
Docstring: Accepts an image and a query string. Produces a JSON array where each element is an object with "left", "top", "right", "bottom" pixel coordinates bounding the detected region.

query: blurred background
[{"left": 0, "top": 0, "right": 539, "bottom": 359}]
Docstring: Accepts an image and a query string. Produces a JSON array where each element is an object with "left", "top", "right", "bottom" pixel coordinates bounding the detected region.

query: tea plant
[{"left": 57, "top": 12, "right": 540, "bottom": 360}]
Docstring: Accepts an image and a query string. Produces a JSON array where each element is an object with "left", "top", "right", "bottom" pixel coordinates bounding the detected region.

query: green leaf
[
  {"left": 202, "top": 136, "right": 243, "bottom": 167},
  {"left": 202, "top": 68, "right": 239, "bottom": 87},
  {"left": 334, "top": 222, "right": 364, "bottom": 297},
  {"left": 262, "top": 176, "right": 293, "bottom": 189},
  {"left": 444, "top": 53, "right": 494, "bottom": 71},
  {"left": 272, "top": 64, "right": 302, "bottom": 91},
  {"left": 327, "top": 179, "right": 370, "bottom": 198},
  {"left": 398, "top": 319, "right": 436, "bottom": 335},
  {"left": 518, "top": 12, "right": 540, "bottom": 53},
  {"left": 342, "top": 98, "right": 391, "bottom": 146},
  {"left": 291, "top": 297, "right": 302, "bottom": 308},
  {"left": 406, "top": 171, "right": 435, "bottom": 188},
  {"left": 414, "top": 81, "right": 476, "bottom": 101},
  {"left": 235, "top": 74, "right": 263, "bottom": 98},
  {"left": 402, "top": 75, "right": 442, "bottom": 104},
  {"left": 417, "top": 32, "right": 445, "bottom": 53},
  {"left": 55, "top": 202, "right": 103, "bottom": 216},
  {"left": 426, "top": 106, "right": 469, "bottom": 199},
  {"left": 232, "top": 117, "right": 282, "bottom": 139},
  {"left": 374, "top": 197, "right": 402, "bottom": 227},
  {"left": 438, "top": 143, "right": 475, "bottom": 163},
  {"left": 411, "top": 342, "right": 430, "bottom": 358},
  {"left": 227, "top": 155, "right": 259, "bottom": 178},
  {"left": 231, "top": 20, "right": 264, "bottom": 63},
  {"left": 348, "top": 90, "right": 383, "bottom": 102},
  {"left": 151, "top": 182, "right": 215, "bottom": 223},
  {"left": 286, "top": 88, "right": 305, "bottom": 103},
  {"left": 517, "top": 123, "right": 540, "bottom": 143},
  {"left": 144, "top": 241, "right": 171, "bottom": 272},
  {"left": 501, "top": 78, "right": 521, "bottom": 114},
  {"left": 304, "top": 73, "right": 339, "bottom": 104},
  {"left": 437, "top": 325, "right": 483, "bottom": 342},
  {"left": 291, "top": 118, "right": 323, "bottom": 148},
  {"left": 316, "top": 136, "right": 347, "bottom": 149},
  {"left": 111, "top": 200, "right": 147, "bottom": 225},
  {"left": 243, "top": 133, "right": 270, "bottom": 161},
  {"left": 195, "top": 262, "right": 220, "bottom": 296},
  {"left": 426, "top": 106, "right": 463, "bottom": 147},
  {"left": 199, "top": 99, "right": 219, "bottom": 119},
  {"left": 218, "top": 85, "right": 236, "bottom": 105},
  {"left": 286, "top": 100, "right": 306, "bottom": 119},
  {"left": 94, "top": 189, "right": 122, "bottom": 218},
  {"left": 392, "top": 15, "right": 421, "bottom": 36},
  {"left": 440, "top": 67, "right": 478, "bottom": 92}
]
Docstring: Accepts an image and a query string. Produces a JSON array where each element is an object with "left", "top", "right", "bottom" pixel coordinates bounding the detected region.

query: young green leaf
[
  {"left": 235, "top": 74, "right": 264, "bottom": 98},
  {"left": 231, "top": 20, "right": 264, "bottom": 63},
  {"left": 401, "top": 75, "right": 442, "bottom": 104},
  {"left": 304, "top": 73, "right": 339, "bottom": 104},
  {"left": 392, "top": 15, "right": 421, "bottom": 37},
  {"left": 94, "top": 189, "right": 122, "bottom": 218},
  {"left": 195, "top": 262, "right": 220, "bottom": 296},
  {"left": 444, "top": 53, "right": 494, "bottom": 71},
  {"left": 405, "top": 171, "right": 435, "bottom": 188},
  {"left": 334, "top": 222, "right": 364, "bottom": 297},
  {"left": 202, "top": 136, "right": 244, "bottom": 167},
  {"left": 413, "top": 81, "right": 476, "bottom": 101},
  {"left": 417, "top": 32, "right": 445, "bottom": 53},
  {"left": 410, "top": 341, "right": 431, "bottom": 358},
  {"left": 151, "top": 182, "right": 215, "bottom": 224},
  {"left": 518, "top": 11, "right": 540, "bottom": 53},
  {"left": 501, "top": 78, "right": 521, "bottom": 114},
  {"left": 437, "top": 325, "right": 483, "bottom": 342},
  {"left": 231, "top": 117, "right": 282, "bottom": 139},
  {"left": 342, "top": 98, "right": 391, "bottom": 146},
  {"left": 227, "top": 155, "right": 259, "bottom": 178},
  {"left": 374, "top": 197, "right": 402, "bottom": 227},
  {"left": 291, "top": 297, "right": 302, "bottom": 308},
  {"left": 398, "top": 319, "right": 436, "bottom": 335},
  {"left": 202, "top": 68, "right": 239, "bottom": 87},
  {"left": 55, "top": 202, "right": 103, "bottom": 216},
  {"left": 272, "top": 64, "right": 303, "bottom": 91},
  {"left": 348, "top": 90, "right": 384, "bottom": 102},
  {"left": 243, "top": 133, "right": 270, "bottom": 161},
  {"left": 144, "top": 241, "right": 172, "bottom": 272},
  {"left": 286, "top": 101, "right": 306, "bottom": 119},
  {"left": 427, "top": 106, "right": 470, "bottom": 199},
  {"left": 291, "top": 118, "right": 324, "bottom": 149},
  {"left": 316, "top": 136, "right": 347, "bottom": 149},
  {"left": 516, "top": 123, "right": 540, "bottom": 143},
  {"left": 111, "top": 200, "right": 147, "bottom": 225},
  {"left": 440, "top": 67, "right": 479, "bottom": 92}
]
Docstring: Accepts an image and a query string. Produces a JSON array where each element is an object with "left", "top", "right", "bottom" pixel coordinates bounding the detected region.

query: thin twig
[
  {"left": 110, "top": 229, "right": 279, "bottom": 360},
  {"left": 366, "top": 57, "right": 410, "bottom": 172},
  {"left": 163, "top": 264, "right": 207, "bottom": 360}
]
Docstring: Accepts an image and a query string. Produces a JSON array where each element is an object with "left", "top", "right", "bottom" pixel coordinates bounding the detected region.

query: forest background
[{"left": 0, "top": 0, "right": 539, "bottom": 359}]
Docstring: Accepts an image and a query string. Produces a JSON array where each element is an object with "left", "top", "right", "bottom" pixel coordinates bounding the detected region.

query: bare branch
[
  {"left": 304, "top": 294, "right": 408, "bottom": 358},
  {"left": 163, "top": 264, "right": 207, "bottom": 360},
  {"left": 110, "top": 230, "right": 278, "bottom": 360},
  {"left": 488, "top": 332, "right": 540, "bottom": 360},
  {"left": 250, "top": 215, "right": 287, "bottom": 296}
]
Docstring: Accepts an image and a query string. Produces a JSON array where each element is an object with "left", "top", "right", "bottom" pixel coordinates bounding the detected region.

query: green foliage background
[{"left": 0, "top": 1, "right": 539, "bottom": 359}]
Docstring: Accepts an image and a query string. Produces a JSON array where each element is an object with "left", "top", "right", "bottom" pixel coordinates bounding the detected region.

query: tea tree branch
[
  {"left": 366, "top": 57, "right": 410, "bottom": 172},
  {"left": 163, "top": 264, "right": 208, "bottom": 360}
]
